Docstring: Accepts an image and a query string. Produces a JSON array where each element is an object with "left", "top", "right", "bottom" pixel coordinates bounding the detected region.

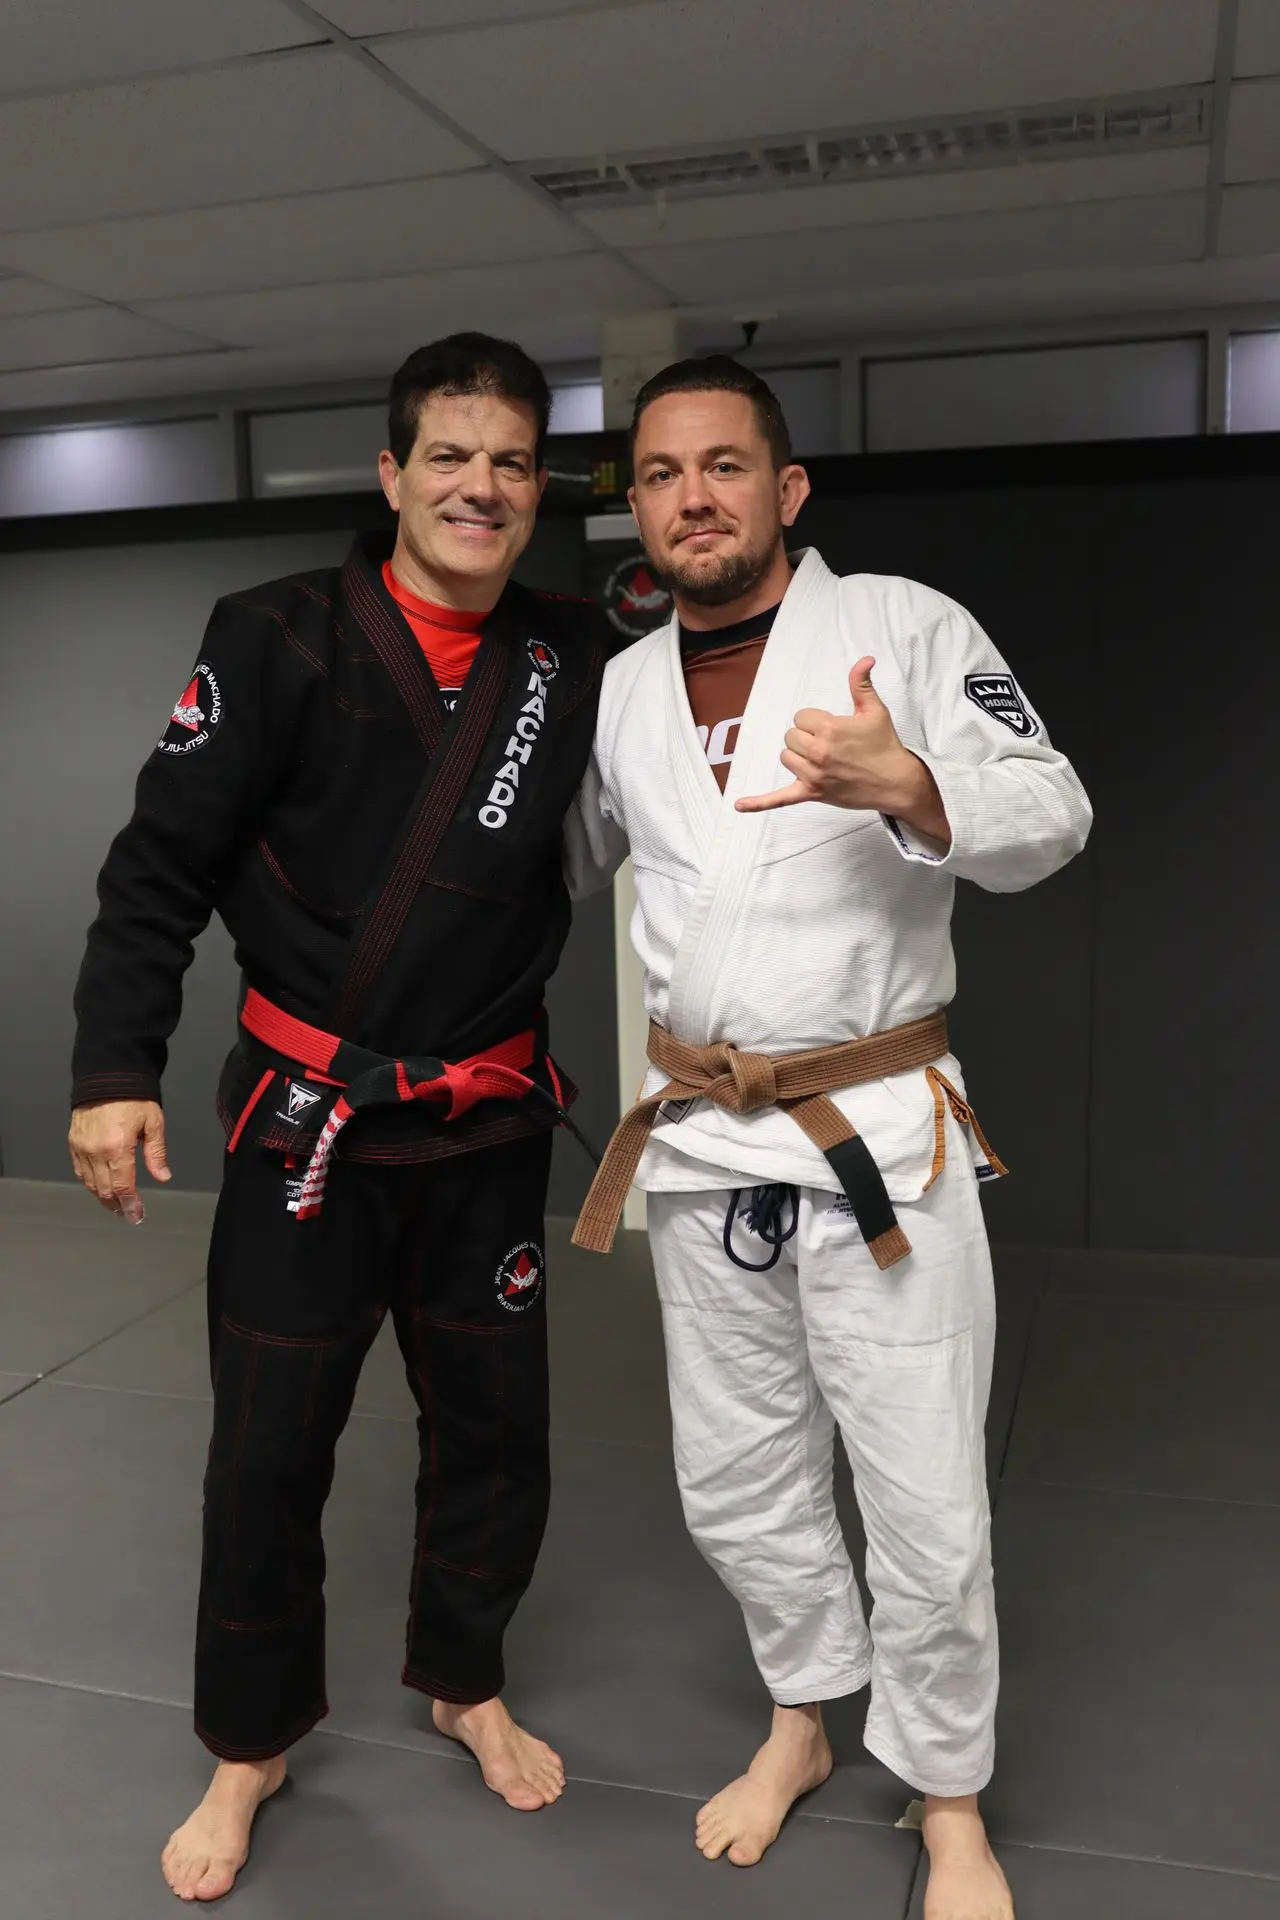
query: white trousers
[{"left": 646, "top": 1136, "right": 998, "bottom": 1798}]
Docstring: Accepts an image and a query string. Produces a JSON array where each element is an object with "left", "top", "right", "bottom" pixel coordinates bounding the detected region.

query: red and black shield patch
[
  {"left": 495, "top": 1240, "right": 545, "bottom": 1313},
  {"left": 158, "top": 661, "right": 222, "bottom": 755}
]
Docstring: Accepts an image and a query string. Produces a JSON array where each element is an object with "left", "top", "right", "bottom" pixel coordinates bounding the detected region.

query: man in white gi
[{"left": 565, "top": 358, "right": 1091, "bottom": 1919}]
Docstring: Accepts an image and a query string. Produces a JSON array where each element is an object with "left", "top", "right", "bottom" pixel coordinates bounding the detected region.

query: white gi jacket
[{"left": 565, "top": 547, "right": 1092, "bottom": 1200}]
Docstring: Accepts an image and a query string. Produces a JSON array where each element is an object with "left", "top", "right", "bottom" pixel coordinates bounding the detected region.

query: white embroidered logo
[{"left": 478, "top": 666, "right": 549, "bottom": 831}]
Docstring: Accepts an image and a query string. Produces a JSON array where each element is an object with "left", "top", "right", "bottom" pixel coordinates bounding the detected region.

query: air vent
[{"left": 529, "top": 87, "right": 1209, "bottom": 209}]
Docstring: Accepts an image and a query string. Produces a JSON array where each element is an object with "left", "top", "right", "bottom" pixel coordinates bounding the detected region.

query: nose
[
  {"left": 458, "top": 452, "right": 500, "bottom": 506},
  {"left": 675, "top": 468, "right": 716, "bottom": 519}
]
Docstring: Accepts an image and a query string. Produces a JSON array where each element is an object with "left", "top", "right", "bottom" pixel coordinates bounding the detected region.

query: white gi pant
[{"left": 646, "top": 1129, "right": 997, "bottom": 1798}]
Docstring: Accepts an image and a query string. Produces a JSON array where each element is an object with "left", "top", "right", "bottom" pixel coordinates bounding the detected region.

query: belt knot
[{"left": 710, "top": 1045, "right": 777, "bottom": 1113}]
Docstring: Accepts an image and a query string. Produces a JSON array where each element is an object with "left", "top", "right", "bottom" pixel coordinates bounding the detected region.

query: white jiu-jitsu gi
[{"left": 565, "top": 546, "right": 1091, "bottom": 1796}]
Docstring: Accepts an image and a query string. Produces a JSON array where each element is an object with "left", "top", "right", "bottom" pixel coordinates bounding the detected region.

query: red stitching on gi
[
  {"left": 195, "top": 1701, "right": 328, "bottom": 1762},
  {"left": 334, "top": 638, "right": 508, "bottom": 1022},
  {"left": 400, "top": 1667, "right": 498, "bottom": 1706},
  {"left": 231, "top": 597, "right": 329, "bottom": 679},
  {"left": 220, "top": 1314, "right": 347, "bottom": 1350},
  {"left": 345, "top": 562, "right": 442, "bottom": 753},
  {"left": 295, "top": 581, "right": 332, "bottom": 609}
]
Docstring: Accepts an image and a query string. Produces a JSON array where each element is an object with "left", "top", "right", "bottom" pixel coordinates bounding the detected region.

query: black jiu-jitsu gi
[{"left": 71, "top": 530, "right": 612, "bottom": 1756}]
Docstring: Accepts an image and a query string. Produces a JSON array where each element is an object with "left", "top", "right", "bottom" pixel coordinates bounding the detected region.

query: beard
[{"left": 651, "top": 531, "right": 778, "bottom": 608}]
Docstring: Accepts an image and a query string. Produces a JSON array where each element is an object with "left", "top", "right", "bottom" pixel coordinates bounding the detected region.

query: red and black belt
[{"left": 230, "top": 988, "right": 593, "bottom": 1219}]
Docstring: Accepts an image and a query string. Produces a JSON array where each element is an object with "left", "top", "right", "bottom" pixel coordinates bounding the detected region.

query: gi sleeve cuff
[{"left": 71, "top": 1071, "right": 163, "bottom": 1109}]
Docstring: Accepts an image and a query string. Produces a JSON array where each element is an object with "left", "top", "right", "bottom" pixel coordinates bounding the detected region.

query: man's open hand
[
  {"left": 735, "top": 657, "right": 951, "bottom": 845},
  {"left": 69, "top": 1099, "right": 171, "bottom": 1223}
]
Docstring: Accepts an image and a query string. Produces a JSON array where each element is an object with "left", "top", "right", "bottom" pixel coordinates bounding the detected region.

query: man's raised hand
[{"left": 68, "top": 1099, "right": 171, "bottom": 1224}]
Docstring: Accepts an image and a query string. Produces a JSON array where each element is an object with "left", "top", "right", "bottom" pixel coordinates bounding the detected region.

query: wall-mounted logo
[{"left": 602, "top": 553, "right": 672, "bottom": 641}]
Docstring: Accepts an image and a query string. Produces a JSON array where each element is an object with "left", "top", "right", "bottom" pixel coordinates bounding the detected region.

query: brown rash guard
[{"left": 680, "top": 601, "right": 781, "bottom": 792}]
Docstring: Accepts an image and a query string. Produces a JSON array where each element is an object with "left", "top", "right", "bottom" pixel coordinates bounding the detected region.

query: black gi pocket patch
[
  {"left": 495, "top": 1241, "right": 544, "bottom": 1313},
  {"left": 158, "top": 660, "right": 222, "bottom": 755},
  {"left": 964, "top": 672, "right": 1040, "bottom": 739}
]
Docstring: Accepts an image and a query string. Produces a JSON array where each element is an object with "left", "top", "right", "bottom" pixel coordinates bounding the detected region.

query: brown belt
[{"left": 571, "top": 1010, "right": 1004, "bottom": 1271}]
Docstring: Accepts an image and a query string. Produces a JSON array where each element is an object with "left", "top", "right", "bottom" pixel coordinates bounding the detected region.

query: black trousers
[{"left": 194, "top": 1129, "right": 553, "bottom": 1760}]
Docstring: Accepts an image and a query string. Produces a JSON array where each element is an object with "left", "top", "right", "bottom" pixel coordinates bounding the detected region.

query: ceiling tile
[
  {"left": 0, "top": 0, "right": 316, "bottom": 94},
  {"left": 633, "top": 193, "right": 1205, "bottom": 307},
  {"left": 136, "top": 252, "right": 649, "bottom": 346},
  {"left": 1224, "top": 78, "right": 1280, "bottom": 183},
  {"left": 690, "top": 252, "right": 1280, "bottom": 347},
  {"left": 0, "top": 275, "right": 94, "bottom": 318},
  {"left": 0, "top": 306, "right": 225, "bottom": 375},
  {"left": 0, "top": 173, "right": 588, "bottom": 304},
  {"left": 581, "top": 147, "right": 1209, "bottom": 249},
  {"left": 1219, "top": 182, "right": 1280, "bottom": 256},
  {"left": 321, "top": 0, "right": 591, "bottom": 30},
  {"left": 1236, "top": 0, "right": 1280, "bottom": 79},
  {"left": 0, "top": 48, "right": 474, "bottom": 230},
  {"left": 381, "top": 0, "right": 1219, "bottom": 161}
]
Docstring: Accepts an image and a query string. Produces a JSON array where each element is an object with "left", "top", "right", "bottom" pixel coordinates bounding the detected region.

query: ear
[
  {"left": 779, "top": 462, "right": 811, "bottom": 528},
  {"left": 536, "top": 465, "right": 550, "bottom": 503},
  {"left": 626, "top": 484, "right": 639, "bottom": 520},
  {"left": 378, "top": 449, "right": 402, "bottom": 513}
]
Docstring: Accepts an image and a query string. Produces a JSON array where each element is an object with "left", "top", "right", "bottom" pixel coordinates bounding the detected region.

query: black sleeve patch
[
  {"left": 964, "top": 672, "right": 1040, "bottom": 739},
  {"left": 157, "top": 660, "right": 223, "bottom": 755}
]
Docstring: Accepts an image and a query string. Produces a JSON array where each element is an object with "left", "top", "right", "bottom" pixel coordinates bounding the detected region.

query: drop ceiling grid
[
  {"left": 0, "top": 0, "right": 319, "bottom": 97},
  {"left": 1235, "top": 0, "right": 1280, "bottom": 80},
  {"left": 376, "top": 0, "right": 1221, "bottom": 160},
  {"left": 580, "top": 146, "right": 1211, "bottom": 250},
  {"left": 0, "top": 47, "right": 476, "bottom": 232},
  {"left": 0, "top": 174, "right": 594, "bottom": 305},
  {"left": 134, "top": 251, "right": 652, "bottom": 347},
  {"left": 630, "top": 192, "right": 1207, "bottom": 306}
]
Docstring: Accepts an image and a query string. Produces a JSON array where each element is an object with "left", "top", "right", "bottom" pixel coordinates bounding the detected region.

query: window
[
  {"left": 866, "top": 339, "right": 1204, "bottom": 453},
  {"left": 1227, "top": 332, "right": 1280, "bottom": 435},
  {"left": 0, "top": 418, "right": 227, "bottom": 518}
]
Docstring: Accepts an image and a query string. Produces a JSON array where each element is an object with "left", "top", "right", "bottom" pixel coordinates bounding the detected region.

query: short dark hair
[
  {"left": 388, "top": 332, "right": 552, "bottom": 467},
  {"left": 630, "top": 355, "right": 793, "bottom": 469}
]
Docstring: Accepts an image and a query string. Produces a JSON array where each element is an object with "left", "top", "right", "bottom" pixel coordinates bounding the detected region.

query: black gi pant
[{"left": 194, "top": 1128, "right": 552, "bottom": 1760}]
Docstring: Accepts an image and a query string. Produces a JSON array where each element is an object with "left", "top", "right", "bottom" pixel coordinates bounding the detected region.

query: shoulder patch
[
  {"left": 964, "top": 672, "right": 1040, "bottom": 739},
  {"left": 158, "top": 661, "right": 222, "bottom": 755}
]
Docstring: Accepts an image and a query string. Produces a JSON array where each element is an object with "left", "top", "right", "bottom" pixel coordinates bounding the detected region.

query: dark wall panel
[{"left": 1088, "top": 477, "right": 1280, "bottom": 1253}]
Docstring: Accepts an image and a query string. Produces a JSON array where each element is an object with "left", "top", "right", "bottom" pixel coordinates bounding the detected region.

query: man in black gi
[{"left": 68, "top": 334, "right": 612, "bottom": 1901}]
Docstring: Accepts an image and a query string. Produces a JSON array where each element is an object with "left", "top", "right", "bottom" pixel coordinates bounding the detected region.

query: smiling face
[
  {"left": 379, "top": 389, "right": 547, "bottom": 609},
  {"left": 628, "top": 389, "right": 809, "bottom": 617}
]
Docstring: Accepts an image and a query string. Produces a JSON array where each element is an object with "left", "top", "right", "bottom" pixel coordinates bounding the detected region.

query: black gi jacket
[{"left": 71, "top": 531, "right": 614, "bottom": 1163}]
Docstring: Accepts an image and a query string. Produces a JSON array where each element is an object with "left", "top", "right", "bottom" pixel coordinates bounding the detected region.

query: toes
[
  {"left": 728, "top": 1838, "right": 765, "bottom": 1868},
  {"left": 193, "top": 1863, "right": 237, "bottom": 1902}
]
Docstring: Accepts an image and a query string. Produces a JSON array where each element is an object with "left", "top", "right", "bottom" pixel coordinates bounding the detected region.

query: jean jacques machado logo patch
[
  {"left": 158, "top": 661, "right": 222, "bottom": 755},
  {"left": 478, "top": 647, "right": 555, "bottom": 831},
  {"left": 495, "top": 1241, "right": 544, "bottom": 1312}
]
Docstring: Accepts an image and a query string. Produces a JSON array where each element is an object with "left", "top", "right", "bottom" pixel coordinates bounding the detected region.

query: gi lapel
[
  {"left": 666, "top": 549, "right": 837, "bottom": 1043},
  {"left": 329, "top": 549, "right": 518, "bottom": 1030},
  {"left": 341, "top": 535, "right": 446, "bottom": 754}
]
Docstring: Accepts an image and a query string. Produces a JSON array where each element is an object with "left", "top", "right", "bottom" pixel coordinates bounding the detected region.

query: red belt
[{"left": 234, "top": 988, "right": 551, "bottom": 1220}]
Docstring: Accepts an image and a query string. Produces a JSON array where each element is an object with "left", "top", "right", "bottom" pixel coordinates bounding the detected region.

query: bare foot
[
  {"left": 922, "top": 1795, "right": 1014, "bottom": 1919},
  {"left": 161, "top": 1755, "right": 286, "bottom": 1902},
  {"left": 696, "top": 1703, "right": 833, "bottom": 1867},
  {"left": 432, "top": 1696, "right": 565, "bottom": 1810}
]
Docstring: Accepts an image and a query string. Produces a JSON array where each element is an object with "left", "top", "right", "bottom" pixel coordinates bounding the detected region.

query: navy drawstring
[{"left": 722, "top": 1182, "right": 800, "bottom": 1272}]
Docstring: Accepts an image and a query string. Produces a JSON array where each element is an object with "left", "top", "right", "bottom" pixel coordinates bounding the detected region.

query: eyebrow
[
  {"left": 639, "top": 443, "right": 751, "bottom": 467},
  {"left": 423, "top": 441, "right": 533, "bottom": 461}
]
